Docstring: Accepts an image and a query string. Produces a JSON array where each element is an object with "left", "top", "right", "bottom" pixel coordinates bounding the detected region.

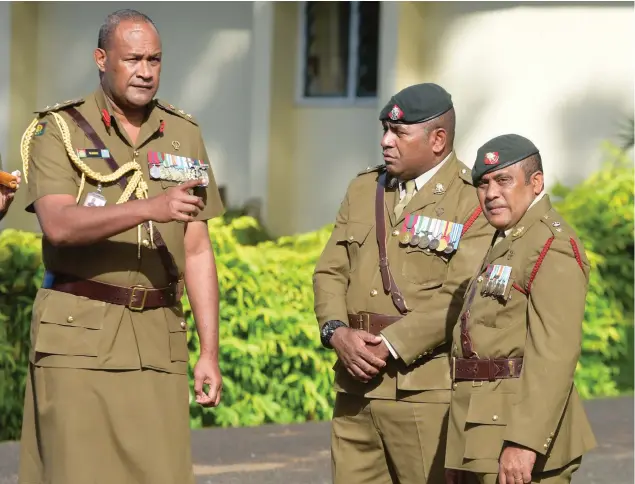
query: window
[{"left": 299, "top": 1, "right": 380, "bottom": 103}]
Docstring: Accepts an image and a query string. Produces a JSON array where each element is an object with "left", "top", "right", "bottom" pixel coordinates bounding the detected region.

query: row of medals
[
  {"left": 149, "top": 164, "right": 210, "bottom": 187},
  {"left": 399, "top": 215, "right": 464, "bottom": 255},
  {"left": 481, "top": 264, "right": 512, "bottom": 298}
]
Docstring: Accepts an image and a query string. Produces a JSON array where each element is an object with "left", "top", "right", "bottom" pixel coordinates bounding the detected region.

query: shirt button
[
  {"left": 67, "top": 316, "right": 74, "bottom": 323},
  {"left": 452, "top": 382, "right": 458, "bottom": 390},
  {"left": 133, "top": 150, "right": 140, "bottom": 157},
  {"left": 543, "top": 443, "right": 549, "bottom": 449},
  {"left": 142, "top": 239, "right": 150, "bottom": 248},
  {"left": 492, "top": 415, "right": 499, "bottom": 422},
  {"left": 392, "top": 229, "right": 399, "bottom": 236},
  {"left": 180, "top": 321, "right": 187, "bottom": 330},
  {"left": 461, "top": 169, "right": 467, "bottom": 174},
  {"left": 477, "top": 276, "right": 483, "bottom": 283},
  {"left": 348, "top": 235, "right": 354, "bottom": 241},
  {"left": 370, "top": 289, "right": 378, "bottom": 297}
]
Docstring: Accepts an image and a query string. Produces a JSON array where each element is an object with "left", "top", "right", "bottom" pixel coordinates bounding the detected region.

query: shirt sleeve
[
  {"left": 193, "top": 131, "right": 225, "bottom": 221},
  {"left": 25, "top": 114, "right": 81, "bottom": 213}
]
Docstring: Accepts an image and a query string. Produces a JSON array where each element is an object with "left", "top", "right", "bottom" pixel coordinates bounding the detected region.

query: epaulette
[
  {"left": 357, "top": 164, "right": 386, "bottom": 176},
  {"left": 539, "top": 210, "right": 568, "bottom": 238},
  {"left": 34, "top": 98, "right": 84, "bottom": 117},
  {"left": 155, "top": 99, "right": 198, "bottom": 125},
  {"left": 457, "top": 161, "right": 473, "bottom": 185}
]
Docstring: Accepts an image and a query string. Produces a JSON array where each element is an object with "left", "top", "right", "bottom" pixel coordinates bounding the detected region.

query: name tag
[{"left": 76, "top": 149, "right": 110, "bottom": 159}]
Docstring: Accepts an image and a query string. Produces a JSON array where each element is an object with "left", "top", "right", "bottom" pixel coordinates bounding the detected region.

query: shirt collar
[
  {"left": 399, "top": 151, "right": 453, "bottom": 193},
  {"left": 502, "top": 190, "right": 547, "bottom": 238}
]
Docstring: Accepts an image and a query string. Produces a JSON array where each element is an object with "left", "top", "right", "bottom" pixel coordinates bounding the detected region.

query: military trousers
[
  {"left": 472, "top": 458, "right": 582, "bottom": 484},
  {"left": 331, "top": 391, "right": 449, "bottom": 484},
  {"left": 18, "top": 364, "right": 195, "bottom": 484}
]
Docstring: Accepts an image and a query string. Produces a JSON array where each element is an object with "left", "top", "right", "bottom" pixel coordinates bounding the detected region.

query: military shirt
[
  {"left": 313, "top": 154, "right": 494, "bottom": 402},
  {"left": 445, "top": 195, "right": 597, "bottom": 473},
  {"left": 24, "top": 88, "right": 224, "bottom": 375}
]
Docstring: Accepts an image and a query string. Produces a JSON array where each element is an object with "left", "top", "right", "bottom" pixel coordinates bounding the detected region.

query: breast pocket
[
  {"left": 33, "top": 291, "right": 107, "bottom": 357},
  {"left": 401, "top": 245, "right": 448, "bottom": 288},
  {"left": 337, "top": 222, "right": 373, "bottom": 273}
]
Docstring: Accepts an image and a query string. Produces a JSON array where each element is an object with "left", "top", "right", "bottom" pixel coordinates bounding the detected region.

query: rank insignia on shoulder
[
  {"left": 34, "top": 122, "right": 47, "bottom": 136},
  {"left": 399, "top": 214, "right": 464, "bottom": 254},
  {"left": 148, "top": 151, "right": 209, "bottom": 187},
  {"left": 358, "top": 164, "right": 385, "bottom": 176},
  {"left": 480, "top": 264, "right": 513, "bottom": 299}
]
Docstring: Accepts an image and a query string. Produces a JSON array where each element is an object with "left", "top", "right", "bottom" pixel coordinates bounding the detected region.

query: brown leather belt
[
  {"left": 50, "top": 274, "right": 182, "bottom": 311},
  {"left": 348, "top": 312, "right": 401, "bottom": 335},
  {"left": 452, "top": 357, "right": 523, "bottom": 381}
]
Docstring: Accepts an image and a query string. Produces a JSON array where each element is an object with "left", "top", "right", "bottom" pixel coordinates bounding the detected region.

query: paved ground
[{"left": 0, "top": 396, "right": 631, "bottom": 483}]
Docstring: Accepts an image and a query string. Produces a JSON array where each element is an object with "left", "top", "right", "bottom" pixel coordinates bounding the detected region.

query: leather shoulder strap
[
  {"left": 376, "top": 172, "right": 408, "bottom": 314},
  {"left": 66, "top": 107, "right": 180, "bottom": 282}
]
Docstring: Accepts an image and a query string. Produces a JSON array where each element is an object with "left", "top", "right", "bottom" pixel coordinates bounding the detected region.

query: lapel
[
  {"left": 487, "top": 194, "right": 554, "bottom": 263},
  {"left": 393, "top": 153, "right": 460, "bottom": 226},
  {"left": 384, "top": 178, "right": 399, "bottom": 227}
]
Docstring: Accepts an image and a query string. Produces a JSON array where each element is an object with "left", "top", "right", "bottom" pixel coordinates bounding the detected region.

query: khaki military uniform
[
  {"left": 313, "top": 154, "right": 494, "bottom": 483},
  {"left": 18, "top": 88, "right": 224, "bottom": 484},
  {"left": 445, "top": 195, "right": 597, "bottom": 483}
]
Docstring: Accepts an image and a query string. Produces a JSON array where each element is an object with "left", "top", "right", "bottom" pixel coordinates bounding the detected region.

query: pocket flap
[
  {"left": 339, "top": 222, "right": 373, "bottom": 245},
  {"left": 167, "top": 316, "right": 188, "bottom": 333},
  {"left": 40, "top": 291, "right": 106, "bottom": 330},
  {"left": 466, "top": 392, "right": 510, "bottom": 426}
]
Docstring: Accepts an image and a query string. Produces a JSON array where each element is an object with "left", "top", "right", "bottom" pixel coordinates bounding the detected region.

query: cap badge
[
  {"left": 484, "top": 152, "right": 499, "bottom": 165},
  {"left": 389, "top": 104, "right": 404, "bottom": 121}
]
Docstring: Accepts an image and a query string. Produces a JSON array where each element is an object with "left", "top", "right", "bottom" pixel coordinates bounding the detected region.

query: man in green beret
[
  {"left": 313, "top": 83, "right": 494, "bottom": 483},
  {"left": 444, "top": 134, "right": 597, "bottom": 484}
]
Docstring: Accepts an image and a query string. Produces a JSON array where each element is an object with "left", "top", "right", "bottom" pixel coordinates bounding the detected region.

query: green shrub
[
  {"left": 552, "top": 143, "right": 634, "bottom": 397},
  {"left": 0, "top": 143, "right": 632, "bottom": 441}
]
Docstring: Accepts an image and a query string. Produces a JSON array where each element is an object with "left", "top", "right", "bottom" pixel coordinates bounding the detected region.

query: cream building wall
[
  {"left": 267, "top": 2, "right": 382, "bottom": 236},
  {"left": 0, "top": 3, "right": 10, "bottom": 172},
  {"left": 389, "top": 1, "right": 634, "bottom": 188}
]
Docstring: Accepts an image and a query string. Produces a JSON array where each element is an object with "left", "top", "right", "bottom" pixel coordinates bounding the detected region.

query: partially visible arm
[
  {"left": 503, "top": 237, "right": 588, "bottom": 454},
  {"left": 34, "top": 194, "right": 152, "bottom": 246},
  {"left": 381, "top": 207, "right": 493, "bottom": 364},
  {"left": 185, "top": 220, "right": 223, "bottom": 407},
  {"left": 313, "top": 190, "right": 351, "bottom": 329},
  {"left": 184, "top": 220, "right": 220, "bottom": 359}
]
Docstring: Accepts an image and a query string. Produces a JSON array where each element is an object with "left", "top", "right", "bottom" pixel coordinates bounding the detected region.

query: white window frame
[{"left": 296, "top": 1, "right": 379, "bottom": 107}]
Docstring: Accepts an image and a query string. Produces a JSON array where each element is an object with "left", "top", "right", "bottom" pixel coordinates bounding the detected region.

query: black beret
[
  {"left": 379, "top": 83, "right": 453, "bottom": 124},
  {"left": 472, "top": 134, "right": 540, "bottom": 185}
]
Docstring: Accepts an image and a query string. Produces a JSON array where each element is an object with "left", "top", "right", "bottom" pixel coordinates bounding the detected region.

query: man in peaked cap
[
  {"left": 444, "top": 134, "right": 596, "bottom": 484},
  {"left": 18, "top": 9, "right": 225, "bottom": 484},
  {"left": 313, "top": 83, "right": 494, "bottom": 483}
]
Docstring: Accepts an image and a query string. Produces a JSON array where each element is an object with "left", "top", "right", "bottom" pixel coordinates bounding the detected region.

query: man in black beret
[
  {"left": 313, "top": 83, "right": 495, "bottom": 483},
  {"left": 445, "top": 134, "right": 596, "bottom": 484}
]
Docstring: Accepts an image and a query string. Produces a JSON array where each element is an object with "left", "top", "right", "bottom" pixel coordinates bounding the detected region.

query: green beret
[
  {"left": 379, "top": 83, "right": 453, "bottom": 124},
  {"left": 472, "top": 134, "right": 540, "bottom": 185}
]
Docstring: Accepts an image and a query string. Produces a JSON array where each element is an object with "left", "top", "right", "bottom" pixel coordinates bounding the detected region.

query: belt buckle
[
  {"left": 129, "top": 286, "right": 148, "bottom": 311},
  {"left": 357, "top": 313, "right": 370, "bottom": 333}
]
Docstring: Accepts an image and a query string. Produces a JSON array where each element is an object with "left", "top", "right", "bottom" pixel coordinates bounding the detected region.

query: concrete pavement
[{"left": 0, "top": 396, "right": 631, "bottom": 483}]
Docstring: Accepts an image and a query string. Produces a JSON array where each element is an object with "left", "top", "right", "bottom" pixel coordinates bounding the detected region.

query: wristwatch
[{"left": 320, "top": 320, "right": 347, "bottom": 349}]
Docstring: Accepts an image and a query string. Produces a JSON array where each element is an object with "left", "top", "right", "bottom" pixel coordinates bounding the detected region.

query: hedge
[{"left": 0, "top": 144, "right": 632, "bottom": 441}]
